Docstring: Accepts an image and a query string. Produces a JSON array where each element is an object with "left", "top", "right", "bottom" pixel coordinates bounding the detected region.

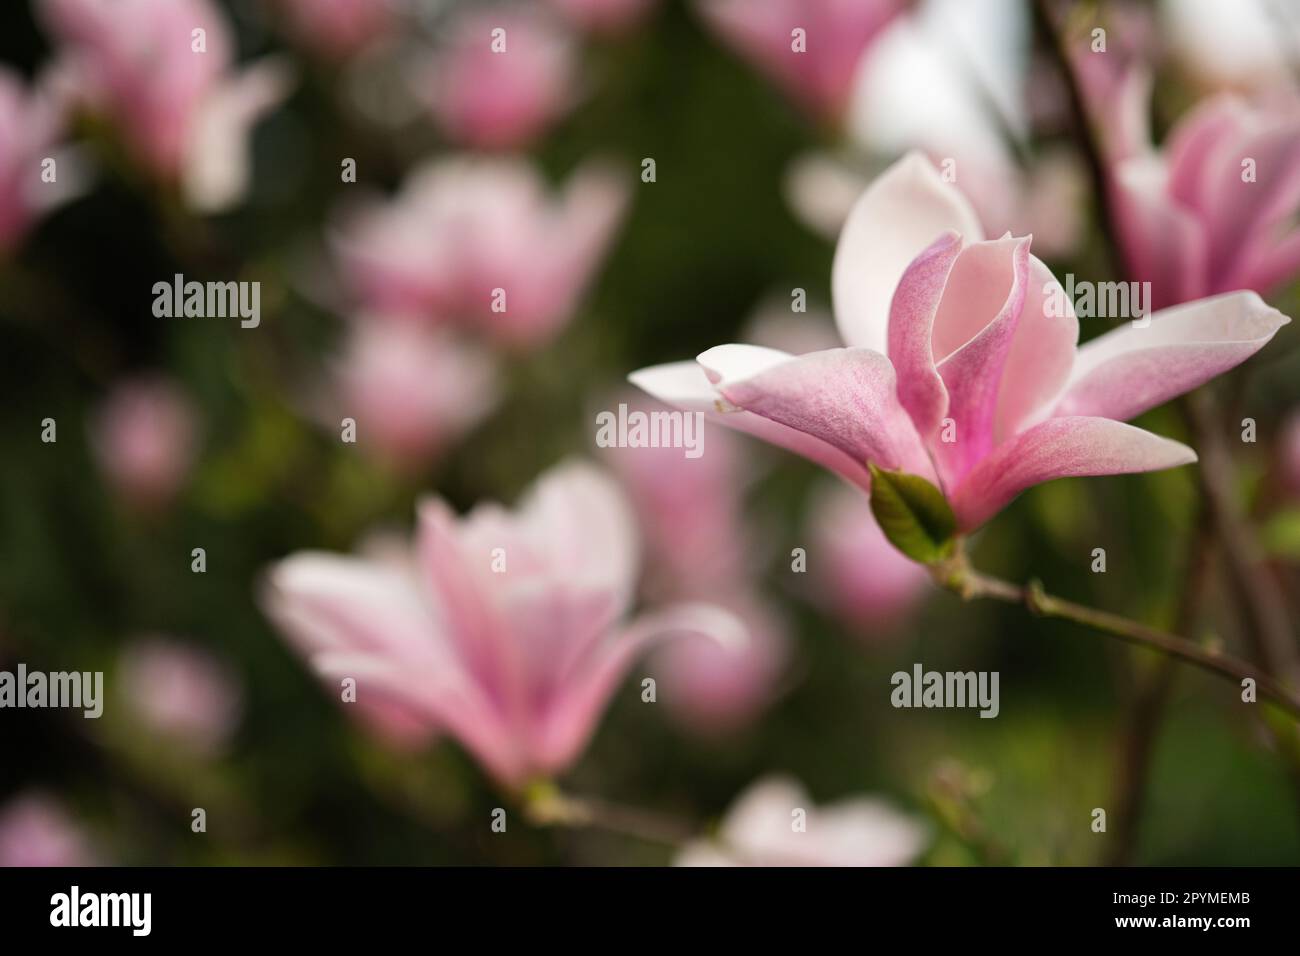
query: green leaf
[{"left": 867, "top": 463, "right": 958, "bottom": 564}]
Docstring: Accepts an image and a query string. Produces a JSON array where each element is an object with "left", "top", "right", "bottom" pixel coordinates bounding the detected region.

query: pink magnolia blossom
[
  {"left": 632, "top": 152, "right": 1289, "bottom": 534},
  {"left": 39, "top": 0, "right": 291, "bottom": 212},
  {"left": 89, "top": 377, "right": 198, "bottom": 510},
  {"left": 547, "top": 0, "right": 659, "bottom": 35},
  {"left": 118, "top": 638, "right": 242, "bottom": 755},
  {"left": 0, "top": 793, "right": 98, "bottom": 867},
  {"left": 1105, "top": 81, "right": 1300, "bottom": 311},
  {"left": 676, "top": 776, "right": 926, "bottom": 866},
  {"left": 695, "top": 0, "right": 906, "bottom": 122},
  {"left": 0, "top": 68, "right": 74, "bottom": 253},
  {"left": 807, "top": 481, "right": 930, "bottom": 632},
  {"left": 273, "top": 0, "right": 395, "bottom": 60},
  {"left": 417, "top": 8, "right": 576, "bottom": 150},
  {"left": 329, "top": 321, "right": 499, "bottom": 471},
  {"left": 332, "top": 157, "right": 627, "bottom": 347},
  {"left": 261, "top": 461, "right": 743, "bottom": 787}
]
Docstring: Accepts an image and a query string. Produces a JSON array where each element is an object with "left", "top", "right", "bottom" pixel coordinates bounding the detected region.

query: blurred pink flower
[
  {"left": 603, "top": 401, "right": 787, "bottom": 731},
  {"left": 330, "top": 321, "right": 499, "bottom": 471},
  {"left": 649, "top": 595, "right": 786, "bottom": 734},
  {"left": 1104, "top": 82, "right": 1300, "bottom": 310},
  {"left": 676, "top": 776, "right": 926, "bottom": 866},
  {"left": 262, "top": 461, "right": 744, "bottom": 787},
  {"left": 695, "top": 0, "right": 906, "bottom": 122},
  {"left": 118, "top": 638, "right": 242, "bottom": 755},
  {"left": 0, "top": 68, "right": 75, "bottom": 254},
  {"left": 808, "top": 481, "right": 930, "bottom": 632},
  {"left": 39, "top": 0, "right": 291, "bottom": 211},
  {"left": 273, "top": 0, "right": 395, "bottom": 60},
  {"left": 632, "top": 152, "right": 1289, "bottom": 533},
  {"left": 0, "top": 793, "right": 97, "bottom": 867},
  {"left": 333, "top": 157, "right": 628, "bottom": 348},
  {"left": 547, "top": 0, "right": 659, "bottom": 35},
  {"left": 417, "top": 7, "right": 576, "bottom": 149},
  {"left": 89, "top": 377, "right": 197, "bottom": 510}
]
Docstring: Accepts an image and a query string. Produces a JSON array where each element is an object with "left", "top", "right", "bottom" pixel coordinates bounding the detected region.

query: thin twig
[{"left": 933, "top": 548, "right": 1300, "bottom": 721}]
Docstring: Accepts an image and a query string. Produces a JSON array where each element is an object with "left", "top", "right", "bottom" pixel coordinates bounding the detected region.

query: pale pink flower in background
[
  {"left": 632, "top": 152, "right": 1289, "bottom": 533},
  {"left": 790, "top": 0, "right": 1083, "bottom": 259},
  {"left": 808, "top": 481, "right": 930, "bottom": 632},
  {"left": 0, "top": 68, "right": 78, "bottom": 254},
  {"left": 273, "top": 0, "right": 396, "bottom": 60},
  {"left": 417, "top": 7, "right": 576, "bottom": 149},
  {"left": 262, "top": 461, "right": 744, "bottom": 787},
  {"left": 39, "top": 0, "right": 292, "bottom": 212},
  {"left": 649, "top": 596, "right": 786, "bottom": 734},
  {"left": 0, "top": 793, "right": 97, "bottom": 867},
  {"left": 547, "top": 0, "right": 659, "bottom": 35},
  {"left": 332, "top": 157, "right": 628, "bottom": 347},
  {"left": 676, "top": 776, "right": 926, "bottom": 866},
  {"left": 330, "top": 321, "right": 499, "bottom": 471},
  {"left": 604, "top": 399, "right": 786, "bottom": 732},
  {"left": 742, "top": 299, "right": 843, "bottom": 356},
  {"left": 89, "top": 377, "right": 198, "bottom": 510},
  {"left": 118, "top": 638, "right": 242, "bottom": 755},
  {"left": 1102, "top": 81, "right": 1300, "bottom": 311},
  {"left": 695, "top": 0, "right": 906, "bottom": 122},
  {"left": 1160, "top": 0, "right": 1300, "bottom": 95}
]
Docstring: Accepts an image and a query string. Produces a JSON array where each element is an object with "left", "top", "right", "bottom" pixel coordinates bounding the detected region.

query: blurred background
[{"left": 2, "top": 0, "right": 1300, "bottom": 866}]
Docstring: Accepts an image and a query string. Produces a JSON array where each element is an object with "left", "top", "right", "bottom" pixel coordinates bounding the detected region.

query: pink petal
[
  {"left": 993, "top": 256, "right": 1079, "bottom": 442},
  {"left": 628, "top": 359, "right": 874, "bottom": 490},
  {"left": 930, "top": 236, "right": 1032, "bottom": 485},
  {"left": 535, "top": 602, "right": 747, "bottom": 772},
  {"left": 886, "top": 231, "right": 961, "bottom": 438},
  {"left": 832, "top": 151, "right": 983, "bottom": 354},
  {"left": 1053, "top": 291, "right": 1289, "bottom": 423},
  {"left": 698, "top": 344, "right": 937, "bottom": 482},
  {"left": 1111, "top": 156, "right": 1209, "bottom": 310},
  {"left": 952, "top": 416, "right": 1197, "bottom": 531}
]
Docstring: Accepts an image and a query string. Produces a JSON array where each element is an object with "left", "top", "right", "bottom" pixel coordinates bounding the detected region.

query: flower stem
[
  {"left": 933, "top": 548, "right": 1300, "bottom": 721},
  {"left": 523, "top": 780, "right": 694, "bottom": 847}
]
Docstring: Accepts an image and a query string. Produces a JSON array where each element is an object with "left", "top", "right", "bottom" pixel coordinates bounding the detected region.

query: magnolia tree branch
[{"left": 932, "top": 549, "right": 1300, "bottom": 721}]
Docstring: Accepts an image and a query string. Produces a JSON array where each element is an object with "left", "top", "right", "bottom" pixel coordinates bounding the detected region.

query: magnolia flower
[
  {"left": 0, "top": 68, "right": 76, "bottom": 253},
  {"left": 676, "top": 776, "right": 926, "bottom": 866},
  {"left": 808, "top": 481, "right": 930, "bottom": 631},
  {"left": 89, "top": 377, "right": 198, "bottom": 510},
  {"left": 1104, "top": 79, "right": 1300, "bottom": 310},
  {"left": 118, "top": 638, "right": 242, "bottom": 755},
  {"left": 632, "top": 153, "right": 1289, "bottom": 534},
  {"left": 329, "top": 321, "right": 499, "bottom": 471},
  {"left": 262, "top": 461, "right": 743, "bottom": 787},
  {"left": 332, "top": 157, "right": 627, "bottom": 347},
  {"left": 416, "top": 8, "right": 576, "bottom": 149},
  {"left": 547, "top": 0, "right": 659, "bottom": 35},
  {"left": 789, "top": 0, "right": 1083, "bottom": 258},
  {"left": 1160, "top": 0, "right": 1300, "bottom": 94},
  {"left": 39, "top": 0, "right": 291, "bottom": 212},
  {"left": 272, "top": 0, "right": 396, "bottom": 60},
  {"left": 695, "top": 0, "right": 906, "bottom": 122},
  {"left": 0, "top": 793, "right": 98, "bottom": 867}
]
